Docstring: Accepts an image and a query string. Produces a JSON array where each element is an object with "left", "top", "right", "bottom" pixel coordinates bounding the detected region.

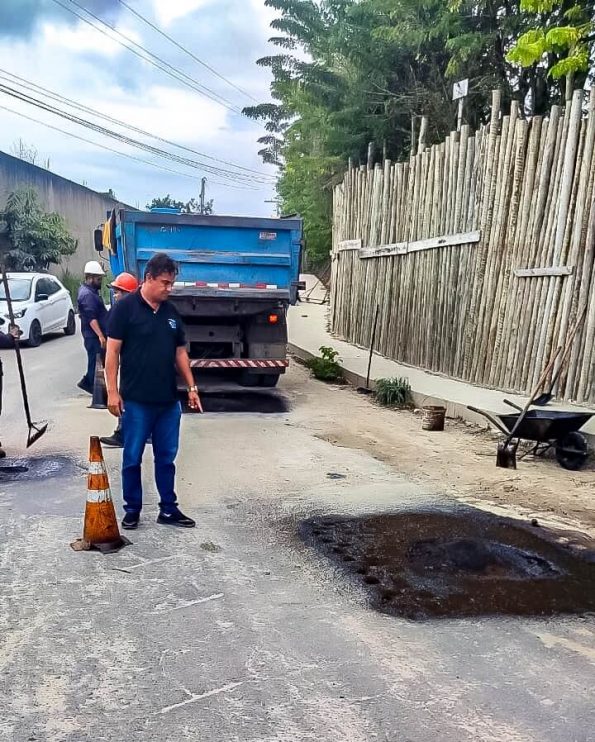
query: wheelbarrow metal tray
[{"left": 498, "top": 410, "right": 593, "bottom": 442}]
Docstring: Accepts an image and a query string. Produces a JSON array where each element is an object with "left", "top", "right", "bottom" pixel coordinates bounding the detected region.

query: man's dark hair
[{"left": 145, "top": 253, "right": 178, "bottom": 279}]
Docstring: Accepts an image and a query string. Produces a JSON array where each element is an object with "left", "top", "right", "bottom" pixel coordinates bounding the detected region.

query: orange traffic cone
[{"left": 71, "top": 436, "right": 130, "bottom": 553}]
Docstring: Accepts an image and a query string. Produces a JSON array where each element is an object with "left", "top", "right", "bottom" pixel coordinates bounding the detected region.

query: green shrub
[
  {"left": 59, "top": 269, "right": 79, "bottom": 307},
  {"left": 375, "top": 377, "right": 412, "bottom": 407},
  {"left": 306, "top": 346, "right": 343, "bottom": 382}
]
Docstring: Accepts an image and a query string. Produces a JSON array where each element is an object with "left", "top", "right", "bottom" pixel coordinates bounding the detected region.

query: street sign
[{"left": 453, "top": 79, "right": 469, "bottom": 101}]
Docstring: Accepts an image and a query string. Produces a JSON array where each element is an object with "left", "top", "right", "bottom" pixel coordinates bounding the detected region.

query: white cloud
[
  {"left": 0, "top": 0, "right": 278, "bottom": 215},
  {"left": 152, "top": 0, "right": 213, "bottom": 27},
  {"left": 108, "top": 85, "right": 229, "bottom": 142},
  {"left": 41, "top": 21, "right": 140, "bottom": 58}
]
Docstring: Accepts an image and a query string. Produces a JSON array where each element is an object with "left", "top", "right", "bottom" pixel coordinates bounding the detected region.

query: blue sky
[{"left": 0, "top": 1, "right": 279, "bottom": 215}]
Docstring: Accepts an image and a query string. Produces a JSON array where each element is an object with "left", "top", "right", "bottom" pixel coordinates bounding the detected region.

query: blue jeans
[
  {"left": 83, "top": 335, "right": 101, "bottom": 388},
  {"left": 121, "top": 400, "right": 182, "bottom": 515}
]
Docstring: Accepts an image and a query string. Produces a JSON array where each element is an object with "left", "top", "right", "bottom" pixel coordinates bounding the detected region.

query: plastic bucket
[{"left": 422, "top": 405, "right": 446, "bottom": 432}]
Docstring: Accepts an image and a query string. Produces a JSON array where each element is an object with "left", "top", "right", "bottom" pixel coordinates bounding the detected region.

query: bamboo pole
[{"left": 532, "top": 90, "right": 582, "bottom": 388}]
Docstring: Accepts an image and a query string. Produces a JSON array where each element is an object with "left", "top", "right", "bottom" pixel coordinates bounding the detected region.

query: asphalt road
[{"left": 0, "top": 330, "right": 593, "bottom": 742}]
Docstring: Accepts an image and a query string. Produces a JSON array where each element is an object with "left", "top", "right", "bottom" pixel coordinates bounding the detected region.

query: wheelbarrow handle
[
  {"left": 503, "top": 398, "right": 524, "bottom": 412},
  {"left": 467, "top": 406, "right": 510, "bottom": 436}
]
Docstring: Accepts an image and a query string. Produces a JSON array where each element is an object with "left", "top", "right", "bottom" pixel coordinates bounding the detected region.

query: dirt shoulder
[{"left": 288, "top": 366, "right": 595, "bottom": 533}]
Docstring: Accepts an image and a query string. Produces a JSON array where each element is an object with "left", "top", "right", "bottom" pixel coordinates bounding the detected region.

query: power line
[
  {"left": 49, "top": 0, "right": 244, "bottom": 116},
  {"left": 0, "top": 102, "right": 264, "bottom": 191},
  {"left": 0, "top": 82, "right": 266, "bottom": 186},
  {"left": 64, "top": 0, "right": 242, "bottom": 113},
  {"left": 0, "top": 68, "right": 276, "bottom": 182},
  {"left": 117, "top": 0, "right": 260, "bottom": 104}
]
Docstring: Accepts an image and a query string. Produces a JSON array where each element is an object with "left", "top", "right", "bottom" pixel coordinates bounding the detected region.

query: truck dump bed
[{"left": 110, "top": 210, "right": 303, "bottom": 303}]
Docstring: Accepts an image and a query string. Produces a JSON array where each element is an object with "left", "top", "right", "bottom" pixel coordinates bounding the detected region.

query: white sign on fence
[
  {"left": 337, "top": 239, "right": 362, "bottom": 252},
  {"left": 453, "top": 79, "right": 469, "bottom": 101}
]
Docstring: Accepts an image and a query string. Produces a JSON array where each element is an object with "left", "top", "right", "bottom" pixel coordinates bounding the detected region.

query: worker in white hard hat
[{"left": 77, "top": 260, "right": 107, "bottom": 395}]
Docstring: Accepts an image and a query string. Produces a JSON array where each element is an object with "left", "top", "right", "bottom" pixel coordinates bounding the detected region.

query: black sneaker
[
  {"left": 77, "top": 379, "right": 93, "bottom": 395},
  {"left": 100, "top": 433, "right": 123, "bottom": 448},
  {"left": 122, "top": 512, "right": 140, "bottom": 530},
  {"left": 157, "top": 510, "right": 195, "bottom": 528}
]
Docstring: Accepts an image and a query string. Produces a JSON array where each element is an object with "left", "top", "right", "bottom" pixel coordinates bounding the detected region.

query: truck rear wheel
[
  {"left": 260, "top": 374, "right": 280, "bottom": 388},
  {"left": 239, "top": 371, "right": 259, "bottom": 387}
]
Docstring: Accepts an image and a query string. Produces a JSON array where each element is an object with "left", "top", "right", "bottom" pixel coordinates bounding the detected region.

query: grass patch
[{"left": 375, "top": 377, "right": 412, "bottom": 408}]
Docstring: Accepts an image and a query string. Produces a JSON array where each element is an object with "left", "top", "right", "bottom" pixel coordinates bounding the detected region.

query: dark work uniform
[
  {"left": 108, "top": 289, "right": 186, "bottom": 515},
  {"left": 77, "top": 283, "right": 108, "bottom": 390}
]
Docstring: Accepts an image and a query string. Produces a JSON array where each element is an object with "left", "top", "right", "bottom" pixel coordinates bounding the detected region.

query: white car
[{"left": 0, "top": 272, "right": 76, "bottom": 346}]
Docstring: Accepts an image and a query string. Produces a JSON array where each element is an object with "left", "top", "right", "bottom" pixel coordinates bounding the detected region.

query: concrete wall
[{"left": 0, "top": 151, "right": 127, "bottom": 277}]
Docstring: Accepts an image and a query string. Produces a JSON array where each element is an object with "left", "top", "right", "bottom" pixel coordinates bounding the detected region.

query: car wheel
[
  {"left": 27, "top": 320, "right": 43, "bottom": 347},
  {"left": 64, "top": 310, "right": 76, "bottom": 336}
]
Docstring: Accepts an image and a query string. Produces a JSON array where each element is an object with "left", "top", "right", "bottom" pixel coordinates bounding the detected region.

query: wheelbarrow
[{"left": 468, "top": 402, "right": 593, "bottom": 471}]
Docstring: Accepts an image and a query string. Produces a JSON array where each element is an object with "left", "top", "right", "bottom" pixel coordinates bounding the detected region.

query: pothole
[
  {"left": 0, "top": 456, "right": 79, "bottom": 482},
  {"left": 299, "top": 509, "right": 595, "bottom": 619}
]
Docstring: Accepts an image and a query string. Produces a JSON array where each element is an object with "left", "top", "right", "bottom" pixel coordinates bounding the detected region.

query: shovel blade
[
  {"left": 496, "top": 442, "right": 517, "bottom": 469},
  {"left": 27, "top": 422, "right": 48, "bottom": 448},
  {"left": 532, "top": 393, "right": 553, "bottom": 406}
]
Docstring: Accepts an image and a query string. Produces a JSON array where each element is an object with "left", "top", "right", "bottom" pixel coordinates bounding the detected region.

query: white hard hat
[{"left": 84, "top": 260, "right": 106, "bottom": 276}]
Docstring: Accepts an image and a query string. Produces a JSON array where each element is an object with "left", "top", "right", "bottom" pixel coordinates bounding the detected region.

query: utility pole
[
  {"left": 265, "top": 198, "right": 281, "bottom": 217},
  {"left": 199, "top": 177, "right": 207, "bottom": 214}
]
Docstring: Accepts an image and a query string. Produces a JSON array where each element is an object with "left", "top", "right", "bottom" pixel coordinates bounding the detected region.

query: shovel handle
[{"left": 1, "top": 268, "right": 33, "bottom": 426}]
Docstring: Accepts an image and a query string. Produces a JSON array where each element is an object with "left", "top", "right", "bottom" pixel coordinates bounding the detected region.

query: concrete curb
[
  {"left": 288, "top": 342, "right": 595, "bottom": 448},
  {"left": 290, "top": 342, "right": 495, "bottom": 424}
]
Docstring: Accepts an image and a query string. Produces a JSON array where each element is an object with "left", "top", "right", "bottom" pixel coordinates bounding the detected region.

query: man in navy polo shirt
[{"left": 105, "top": 253, "right": 203, "bottom": 530}]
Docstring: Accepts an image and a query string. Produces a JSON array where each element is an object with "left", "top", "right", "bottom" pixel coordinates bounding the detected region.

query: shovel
[
  {"left": 495, "top": 307, "right": 586, "bottom": 468},
  {"left": 0, "top": 268, "right": 48, "bottom": 448},
  {"left": 495, "top": 346, "right": 564, "bottom": 469},
  {"left": 532, "top": 306, "right": 587, "bottom": 406}
]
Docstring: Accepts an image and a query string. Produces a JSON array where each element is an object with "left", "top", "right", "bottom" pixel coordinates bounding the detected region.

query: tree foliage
[
  {"left": 147, "top": 194, "right": 214, "bottom": 215},
  {"left": 507, "top": 0, "right": 594, "bottom": 81},
  {"left": 246, "top": 0, "right": 594, "bottom": 265},
  {"left": 0, "top": 188, "right": 76, "bottom": 271}
]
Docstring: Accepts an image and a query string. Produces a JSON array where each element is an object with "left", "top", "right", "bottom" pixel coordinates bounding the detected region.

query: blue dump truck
[{"left": 96, "top": 208, "right": 304, "bottom": 388}]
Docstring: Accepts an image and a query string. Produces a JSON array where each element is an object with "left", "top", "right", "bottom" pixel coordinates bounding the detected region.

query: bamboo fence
[{"left": 330, "top": 90, "right": 595, "bottom": 405}]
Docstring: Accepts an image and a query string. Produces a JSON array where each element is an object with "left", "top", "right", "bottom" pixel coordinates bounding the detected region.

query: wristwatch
[{"left": 187, "top": 385, "right": 199, "bottom": 393}]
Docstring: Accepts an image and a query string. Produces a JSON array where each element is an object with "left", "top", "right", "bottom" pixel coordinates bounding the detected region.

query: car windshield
[{"left": 0, "top": 278, "right": 33, "bottom": 302}]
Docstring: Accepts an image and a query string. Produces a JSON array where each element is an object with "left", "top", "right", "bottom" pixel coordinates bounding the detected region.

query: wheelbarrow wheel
[{"left": 555, "top": 432, "right": 589, "bottom": 471}]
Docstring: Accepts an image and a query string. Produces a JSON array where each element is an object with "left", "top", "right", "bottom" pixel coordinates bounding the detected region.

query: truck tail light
[{"left": 268, "top": 314, "right": 279, "bottom": 324}]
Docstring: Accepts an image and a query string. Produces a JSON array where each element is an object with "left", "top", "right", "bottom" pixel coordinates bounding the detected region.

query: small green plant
[
  {"left": 306, "top": 345, "right": 343, "bottom": 382},
  {"left": 59, "top": 269, "right": 79, "bottom": 306},
  {"left": 375, "top": 377, "right": 412, "bottom": 407}
]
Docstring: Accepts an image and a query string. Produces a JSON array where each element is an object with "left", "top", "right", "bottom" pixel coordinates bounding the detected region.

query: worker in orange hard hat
[
  {"left": 110, "top": 272, "right": 139, "bottom": 296},
  {"left": 100, "top": 272, "right": 139, "bottom": 448}
]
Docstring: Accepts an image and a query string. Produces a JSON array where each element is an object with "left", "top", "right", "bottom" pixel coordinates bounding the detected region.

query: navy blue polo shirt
[
  {"left": 107, "top": 289, "right": 186, "bottom": 405},
  {"left": 77, "top": 283, "right": 108, "bottom": 339}
]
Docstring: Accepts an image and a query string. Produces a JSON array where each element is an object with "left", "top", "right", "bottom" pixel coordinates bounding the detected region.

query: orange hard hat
[{"left": 111, "top": 272, "right": 139, "bottom": 293}]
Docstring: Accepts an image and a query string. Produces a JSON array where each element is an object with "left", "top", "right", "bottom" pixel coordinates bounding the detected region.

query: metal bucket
[{"left": 422, "top": 405, "right": 446, "bottom": 432}]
